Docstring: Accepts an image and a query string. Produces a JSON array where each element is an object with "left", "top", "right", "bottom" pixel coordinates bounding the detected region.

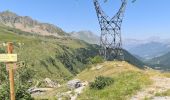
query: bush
[
  {"left": 0, "top": 65, "right": 34, "bottom": 100},
  {"left": 0, "top": 83, "right": 10, "bottom": 100},
  {"left": 89, "top": 56, "right": 104, "bottom": 64},
  {"left": 15, "top": 85, "right": 33, "bottom": 100},
  {"left": 0, "top": 63, "right": 7, "bottom": 83},
  {"left": 17, "top": 67, "right": 35, "bottom": 84},
  {"left": 0, "top": 82, "right": 33, "bottom": 100},
  {"left": 90, "top": 76, "right": 114, "bottom": 90}
]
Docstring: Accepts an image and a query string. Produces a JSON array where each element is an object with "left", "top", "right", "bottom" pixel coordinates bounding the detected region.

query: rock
[
  {"left": 44, "top": 78, "right": 60, "bottom": 88},
  {"left": 28, "top": 80, "right": 32, "bottom": 83},
  {"left": 131, "top": 77, "right": 170, "bottom": 100},
  {"left": 117, "top": 64, "right": 123, "bottom": 67},
  {"left": 91, "top": 65, "right": 103, "bottom": 70},
  {"left": 27, "top": 87, "right": 35, "bottom": 94},
  {"left": 57, "top": 81, "right": 88, "bottom": 100},
  {"left": 28, "top": 87, "right": 53, "bottom": 94},
  {"left": 96, "top": 65, "right": 103, "bottom": 70},
  {"left": 67, "top": 79, "right": 82, "bottom": 89},
  {"left": 2, "top": 43, "right": 6, "bottom": 46},
  {"left": 152, "top": 96, "right": 170, "bottom": 100}
]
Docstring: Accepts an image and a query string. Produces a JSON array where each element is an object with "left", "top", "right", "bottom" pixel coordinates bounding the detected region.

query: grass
[
  {"left": 155, "top": 89, "right": 170, "bottom": 96},
  {"left": 163, "top": 72, "right": 170, "bottom": 78},
  {"left": 76, "top": 61, "right": 152, "bottom": 100},
  {"left": 31, "top": 61, "right": 152, "bottom": 100},
  {"left": 0, "top": 25, "right": 93, "bottom": 83},
  {"left": 75, "top": 61, "right": 141, "bottom": 81},
  {"left": 78, "top": 71, "right": 151, "bottom": 100},
  {"left": 33, "top": 85, "right": 70, "bottom": 100}
]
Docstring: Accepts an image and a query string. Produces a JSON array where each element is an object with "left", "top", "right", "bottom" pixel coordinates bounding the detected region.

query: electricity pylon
[{"left": 93, "top": 0, "right": 127, "bottom": 60}]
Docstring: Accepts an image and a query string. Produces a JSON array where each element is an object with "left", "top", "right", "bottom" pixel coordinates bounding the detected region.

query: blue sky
[{"left": 0, "top": 0, "right": 170, "bottom": 39}]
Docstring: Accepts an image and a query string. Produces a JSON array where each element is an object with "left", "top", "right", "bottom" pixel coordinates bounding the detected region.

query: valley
[{"left": 0, "top": 8, "right": 169, "bottom": 100}]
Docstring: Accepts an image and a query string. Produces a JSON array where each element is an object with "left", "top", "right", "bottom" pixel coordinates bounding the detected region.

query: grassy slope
[
  {"left": 76, "top": 61, "right": 152, "bottom": 100},
  {"left": 0, "top": 25, "right": 94, "bottom": 82},
  {"left": 124, "top": 50, "right": 145, "bottom": 69},
  {"left": 0, "top": 24, "right": 146, "bottom": 82},
  {"left": 32, "top": 61, "right": 170, "bottom": 100},
  {"left": 155, "top": 89, "right": 170, "bottom": 96},
  {"left": 146, "top": 52, "right": 170, "bottom": 71}
]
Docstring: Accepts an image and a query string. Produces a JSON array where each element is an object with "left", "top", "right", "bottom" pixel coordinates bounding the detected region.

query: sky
[{"left": 0, "top": 0, "right": 170, "bottom": 39}]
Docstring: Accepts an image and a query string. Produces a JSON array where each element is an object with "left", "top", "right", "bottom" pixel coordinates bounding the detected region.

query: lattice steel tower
[{"left": 93, "top": 0, "right": 127, "bottom": 60}]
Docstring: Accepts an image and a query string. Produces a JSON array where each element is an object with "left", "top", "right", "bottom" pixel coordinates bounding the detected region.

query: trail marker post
[{"left": 0, "top": 42, "right": 17, "bottom": 100}]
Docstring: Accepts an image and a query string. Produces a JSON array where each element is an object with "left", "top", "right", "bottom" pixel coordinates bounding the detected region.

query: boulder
[
  {"left": 67, "top": 79, "right": 82, "bottom": 89},
  {"left": 44, "top": 78, "right": 60, "bottom": 88}
]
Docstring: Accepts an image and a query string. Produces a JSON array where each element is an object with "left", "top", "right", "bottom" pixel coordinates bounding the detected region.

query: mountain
[
  {"left": 147, "top": 52, "right": 170, "bottom": 71},
  {"left": 0, "top": 11, "right": 65, "bottom": 37},
  {"left": 0, "top": 25, "right": 145, "bottom": 80},
  {"left": 123, "top": 36, "right": 167, "bottom": 50},
  {"left": 69, "top": 31, "right": 170, "bottom": 60},
  {"left": 0, "top": 25, "right": 99, "bottom": 81},
  {"left": 123, "top": 38, "right": 145, "bottom": 49},
  {"left": 69, "top": 31, "right": 144, "bottom": 68},
  {"left": 126, "top": 41, "right": 170, "bottom": 59},
  {"left": 0, "top": 11, "right": 145, "bottom": 81},
  {"left": 70, "top": 31, "right": 100, "bottom": 44}
]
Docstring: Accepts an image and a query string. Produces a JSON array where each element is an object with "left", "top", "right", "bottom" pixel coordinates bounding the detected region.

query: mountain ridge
[
  {"left": 70, "top": 31, "right": 100, "bottom": 44},
  {"left": 128, "top": 41, "right": 170, "bottom": 59},
  {"left": 0, "top": 10, "right": 65, "bottom": 37},
  {"left": 147, "top": 51, "right": 170, "bottom": 71},
  {"left": 0, "top": 10, "right": 146, "bottom": 80}
]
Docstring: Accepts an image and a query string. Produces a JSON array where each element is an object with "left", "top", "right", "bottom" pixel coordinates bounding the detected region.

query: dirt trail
[{"left": 131, "top": 77, "right": 170, "bottom": 100}]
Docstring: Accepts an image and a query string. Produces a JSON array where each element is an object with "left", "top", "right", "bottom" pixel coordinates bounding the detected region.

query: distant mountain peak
[
  {"left": 0, "top": 10, "right": 65, "bottom": 36},
  {"left": 70, "top": 31, "right": 100, "bottom": 44},
  {"left": 1, "top": 10, "right": 18, "bottom": 16}
]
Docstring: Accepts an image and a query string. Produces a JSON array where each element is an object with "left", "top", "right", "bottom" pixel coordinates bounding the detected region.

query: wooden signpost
[
  {"left": 0, "top": 54, "right": 17, "bottom": 62},
  {"left": 0, "top": 42, "right": 17, "bottom": 100}
]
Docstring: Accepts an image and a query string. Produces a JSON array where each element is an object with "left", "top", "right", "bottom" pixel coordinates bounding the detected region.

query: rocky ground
[
  {"left": 57, "top": 81, "right": 88, "bottom": 100},
  {"left": 131, "top": 76, "right": 170, "bottom": 100}
]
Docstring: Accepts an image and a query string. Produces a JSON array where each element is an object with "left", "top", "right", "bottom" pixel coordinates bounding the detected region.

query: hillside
[
  {"left": 146, "top": 52, "right": 170, "bottom": 71},
  {"left": 69, "top": 31, "right": 170, "bottom": 60},
  {"left": 0, "top": 23, "right": 146, "bottom": 82},
  {"left": 0, "top": 11, "right": 148, "bottom": 100},
  {"left": 0, "top": 9, "right": 146, "bottom": 80},
  {"left": 0, "top": 24, "right": 100, "bottom": 82},
  {"left": 0, "top": 11, "right": 65, "bottom": 36},
  {"left": 70, "top": 31, "right": 100, "bottom": 44},
  {"left": 128, "top": 42, "right": 170, "bottom": 59},
  {"left": 33, "top": 61, "right": 170, "bottom": 100},
  {"left": 76, "top": 61, "right": 170, "bottom": 100}
]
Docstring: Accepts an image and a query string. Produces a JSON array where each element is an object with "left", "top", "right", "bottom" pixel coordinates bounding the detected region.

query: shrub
[
  {"left": 17, "top": 67, "right": 35, "bottom": 84},
  {"left": 0, "top": 63, "right": 7, "bottom": 83},
  {"left": 0, "top": 65, "right": 34, "bottom": 100},
  {"left": 90, "top": 76, "right": 114, "bottom": 90},
  {"left": 0, "top": 83, "right": 10, "bottom": 100},
  {"left": 0, "top": 82, "right": 33, "bottom": 100},
  {"left": 15, "top": 85, "right": 33, "bottom": 100},
  {"left": 89, "top": 56, "right": 104, "bottom": 64}
]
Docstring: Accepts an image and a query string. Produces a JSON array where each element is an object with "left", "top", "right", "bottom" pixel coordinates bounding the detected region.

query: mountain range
[
  {"left": 127, "top": 41, "right": 170, "bottom": 59},
  {"left": 70, "top": 30, "right": 170, "bottom": 59},
  {"left": 147, "top": 52, "right": 170, "bottom": 71},
  {"left": 0, "top": 11, "right": 145, "bottom": 81},
  {"left": 0, "top": 11, "right": 65, "bottom": 37}
]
